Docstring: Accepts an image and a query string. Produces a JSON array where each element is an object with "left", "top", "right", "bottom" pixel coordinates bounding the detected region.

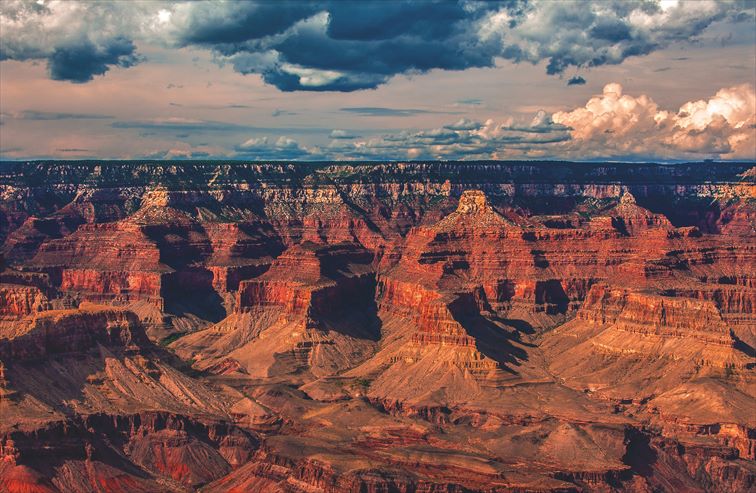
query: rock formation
[
  {"left": 0, "top": 161, "right": 753, "bottom": 492},
  {"left": 172, "top": 242, "right": 379, "bottom": 381}
]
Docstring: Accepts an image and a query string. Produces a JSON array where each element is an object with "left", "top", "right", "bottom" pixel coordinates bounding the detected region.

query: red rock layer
[
  {"left": 0, "top": 284, "right": 49, "bottom": 319},
  {"left": 171, "top": 242, "right": 379, "bottom": 379},
  {"left": 0, "top": 307, "right": 146, "bottom": 360},
  {"left": 0, "top": 412, "right": 259, "bottom": 492},
  {"left": 238, "top": 242, "right": 374, "bottom": 322},
  {"left": 0, "top": 162, "right": 752, "bottom": 493},
  {"left": 576, "top": 284, "right": 734, "bottom": 350}
]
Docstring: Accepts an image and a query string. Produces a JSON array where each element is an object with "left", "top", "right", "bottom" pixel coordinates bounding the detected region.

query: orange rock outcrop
[{"left": 0, "top": 161, "right": 753, "bottom": 492}]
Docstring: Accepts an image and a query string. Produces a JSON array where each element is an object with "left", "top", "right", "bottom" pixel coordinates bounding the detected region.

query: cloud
[
  {"left": 3, "top": 1, "right": 752, "bottom": 90},
  {"left": 1, "top": 110, "right": 113, "bottom": 120},
  {"left": 0, "top": 0, "right": 146, "bottom": 82},
  {"left": 47, "top": 36, "right": 140, "bottom": 82},
  {"left": 325, "top": 114, "right": 572, "bottom": 160},
  {"left": 272, "top": 108, "right": 297, "bottom": 117},
  {"left": 141, "top": 149, "right": 212, "bottom": 160},
  {"left": 174, "top": 0, "right": 754, "bottom": 91},
  {"left": 138, "top": 141, "right": 230, "bottom": 160},
  {"left": 110, "top": 118, "right": 332, "bottom": 139},
  {"left": 567, "top": 76, "right": 586, "bottom": 86},
  {"left": 456, "top": 98, "right": 483, "bottom": 106},
  {"left": 324, "top": 83, "right": 755, "bottom": 161},
  {"left": 444, "top": 118, "right": 482, "bottom": 131},
  {"left": 111, "top": 118, "right": 249, "bottom": 132},
  {"left": 480, "top": 0, "right": 752, "bottom": 75},
  {"left": 340, "top": 107, "right": 447, "bottom": 117},
  {"left": 235, "top": 135, "right": 320, "bottom": 159},
  {"left": 503, "top": 110, "right": 571, "bottom": 134},
  {"left": 329, "top": 129, "right": 360, "bottom": 139},
  {"left": 0, "top": 147, "right": 23, "bottom": 155},
  {"left": 552, "top": 82, "right": 756, "bottom": 159}
]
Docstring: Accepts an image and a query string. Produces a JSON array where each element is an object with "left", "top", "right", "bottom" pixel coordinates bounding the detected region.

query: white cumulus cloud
[{"left": 553, "top": 82, "right": 755, "bottom": 158}]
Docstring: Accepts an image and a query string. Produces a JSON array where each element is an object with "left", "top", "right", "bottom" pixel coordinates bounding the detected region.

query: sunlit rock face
[{"left": 0, "top": 161, "right": 754, "bottom": 492}]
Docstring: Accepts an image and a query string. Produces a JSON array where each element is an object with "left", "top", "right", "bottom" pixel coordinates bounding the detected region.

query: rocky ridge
[{"left": 0, "top": 161, "right": 753, "bottom": 492}]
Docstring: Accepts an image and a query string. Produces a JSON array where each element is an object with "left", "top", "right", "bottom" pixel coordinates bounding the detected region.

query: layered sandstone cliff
[
  {"left": 0, "top": 161, "right": 753, "bottom": 492},
  {"left": 172, "top": 242, "right": 379, "bottom": 380}
]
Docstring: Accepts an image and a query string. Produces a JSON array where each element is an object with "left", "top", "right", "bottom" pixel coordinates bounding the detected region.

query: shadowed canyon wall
[{"left": 0, "top": 161, "right": 753, "bottom": 492}]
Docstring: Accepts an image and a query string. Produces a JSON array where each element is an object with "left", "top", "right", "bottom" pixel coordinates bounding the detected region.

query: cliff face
[
  {"left": 0, "top": 305, "right": 259, "bottom": 493},
  {"left": 0, "top": 412, "right": 259, "bottom": 493},
  {"left": 0, "top": 307, "right": 146, "bottom": 359},
  {"left": 0, "top": 161, "right": 754, "bottom": 492},
  {"left": 171, "top": 242, "right": 379, "bottom": 380},
  {"left": 542, "top": 283, "right": 749, "bottom": 394},
  {"left": 0, "top": 284, "right": 49, "bottom": 319}
]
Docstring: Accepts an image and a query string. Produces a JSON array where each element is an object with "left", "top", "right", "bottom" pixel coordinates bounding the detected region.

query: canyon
[{"left": 0, "top": 160, "right": 753, "bottom": 493}]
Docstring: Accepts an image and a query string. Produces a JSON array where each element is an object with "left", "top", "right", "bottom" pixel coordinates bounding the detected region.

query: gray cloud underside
[
  {"left": 456, "top": 98, "right": 483, "bottom": 106},
  {"left": 329, "top": 129, "right": 361, "bottom": 139},
  {"left": 1, "top": 110, "right": 114, "bottom": 120},
  {"left": 339, "top": 107, "right": 457, "bottom": 117},
  {"left": 1, "top": 0, "right": 753, "bottom": 89},
  {"left": 229, "top": 82, "right": 756, "bottom": 161},
  {"left": 111, "top": 120, "right": 332, "bottom": 134},
  {"left": 317, "top": 117, "right": 574, "bottom": 160}
]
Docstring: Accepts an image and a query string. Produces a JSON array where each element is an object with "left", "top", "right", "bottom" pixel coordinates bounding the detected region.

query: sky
[{"left": 0, "top": 0, "right": 754, "bottom": 162}]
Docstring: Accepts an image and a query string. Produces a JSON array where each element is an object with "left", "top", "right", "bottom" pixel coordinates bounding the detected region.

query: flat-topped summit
[
  {"left": 435, "top": 189, "right": 509, "bottom": 231},
  {"left": 141, "top": 185, "right": 171, "bottom": 208},
  {"left": 456, "top": 190, "right": 492, "bottom": 214}
]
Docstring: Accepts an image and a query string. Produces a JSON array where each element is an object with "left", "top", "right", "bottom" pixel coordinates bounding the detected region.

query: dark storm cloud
[
  {"left": 193, "top": 0, "right": 752, "bottom": 91},
  {"left": 214, "top": 1, "right": 502, "bottom": 91},
  {"left": 0, "top": 0, "right": 147, "bottom": 82},
  {"left": 175, "top": 2, "right": 320, "bottom": 46},
  {"left": 47, "top": 36, "right": 140, "bottom": 82},
  {"left": 590, "top": 19, "right": 634, "bottom": 42},
  {"left": 1, "top": 23, "right": 141, "bottom": 83},
  {"left": 178, "top": 0, "right": 501, "bottom": 91},
  {"left": 2, "top": 0, "right": 754, "bottom": 90},
  {"left": 567, "top": 76, "right": 586, "bottom": 86}
]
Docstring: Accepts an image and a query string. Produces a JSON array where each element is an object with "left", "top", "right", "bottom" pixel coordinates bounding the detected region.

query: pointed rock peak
[
  {"left": 619, "top": 189, "right": 636, "bottom": 205},
  {"left": 456, "top": 190, "right": 492, "bottom": 214}
]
